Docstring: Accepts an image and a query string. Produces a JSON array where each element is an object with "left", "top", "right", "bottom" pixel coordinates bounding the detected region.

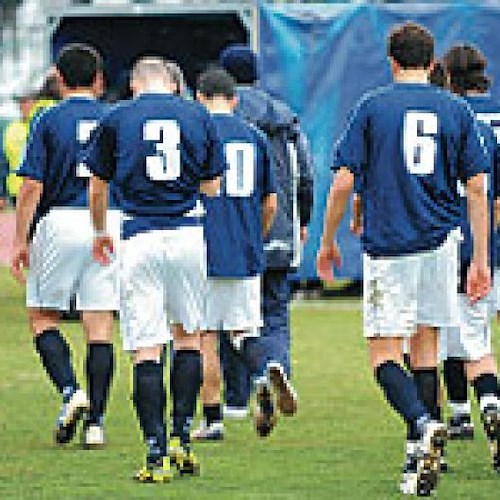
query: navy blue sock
[
  {"left": 473, "top": 373, "right": 499, "bottom": 402},
  {"left": 133, "top": 361, "right": 166, "bottom": 459},
  {"left": 375, "top": 361, "right": 428, "bottom": 424},
  {"left": 443, "top": 358, "right": 468, "bottom": 403},
  {"left": 86, "top": 343, "right": 114, "bottom": 425},
  {"left": 172, "top": 350, "right": 202, "bottom": 447},
  {"left": 34, "top": 329, "right": 78, "bottom": 395},
  {"left": 412, "top": 368, "right": 441, "bottom": 421}
]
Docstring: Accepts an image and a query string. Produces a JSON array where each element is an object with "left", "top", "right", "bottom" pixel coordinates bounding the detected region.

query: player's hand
[
  {"left": 316, "top": 240, "right": 341, "bottom": 283},
  {"left": 93, "top": 234, "right": 114, "bottom": 265},
  {"left": 300, "top": 226, "right": 308, "bottom": 243},
  {"left": 466, "top": 260, "right": 491, "bottom": 304},
  {"left": 11, "top": 239, "right": 29, "bottom": 284},
  {"left": 350, "top": 216, "right": 363, "bottom": 236}
]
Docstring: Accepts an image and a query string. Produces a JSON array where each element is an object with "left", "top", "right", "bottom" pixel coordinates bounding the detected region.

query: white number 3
[
  {"left": 403, "top": 111, "right": 438, "bottom": 175},
  {"left": 144, "top": 120, "right": 181, "bottom": 181}
]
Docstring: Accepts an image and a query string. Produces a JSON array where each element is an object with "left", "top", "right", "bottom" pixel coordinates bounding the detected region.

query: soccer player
[
  {"left": 86, "top": 57, "right": 224, "bottom": 482},
  {"left": 192, "top": 68, "right": 279, "bottom": 439},
  {"left": 10, "top": 44, "right": 118, "bottom": 447},
  {"left": 440, "top": 43, "right": 500, "bottom": 468},
  {"left": 219, "top": 44, "right": 313, "bottom": 417},
  {"left": 317, "top": 23, "right": 490, "bottom": 495}
]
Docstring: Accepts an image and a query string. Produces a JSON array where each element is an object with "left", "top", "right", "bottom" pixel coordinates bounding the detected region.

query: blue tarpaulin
[{"left": 259, "top": 2, "right": 500, "bottom": 280}]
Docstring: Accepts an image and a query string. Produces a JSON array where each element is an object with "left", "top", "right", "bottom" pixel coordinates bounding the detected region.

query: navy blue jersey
[
  {"left": 333, "top": 83, "right": 488, "bottom": 257},
  {"left": 464, "top": 95, "right": 500, "bottom": 269},
  {"left": 17, "top": 96, "right": 109, "bottom": 230},
  {"left": 86, "top": 93, "right": 224, "bottom": 239},
  {"left": 457, "top": 95, "right": 500, "bottom": 289},
  {"left": 204, "top": 113, "right": 277, "bottom": 278}
]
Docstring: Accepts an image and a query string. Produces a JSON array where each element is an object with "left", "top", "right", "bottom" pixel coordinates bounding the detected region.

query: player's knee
[
  {"left": 29, "top": 309, "right": 59, "bottom": 336},
  {"left": 466, "top": 354, "right": 498, "bottom": 382},
  {"left": 173, "top": 324, "right": 201, "bottom": 351},
  {"left": 82, "top": 311, "right": 114, "bottom": 343},
  {"left": 133, "top": 345, "right": 163, "bottom": 365},
  {"left": 368, "top": 337, "right": 403, "bottom": 371}
]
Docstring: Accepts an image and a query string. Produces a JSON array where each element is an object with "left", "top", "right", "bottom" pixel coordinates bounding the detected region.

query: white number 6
[{"left": 403, "top": 111, "right": 438, "bottom": 175}]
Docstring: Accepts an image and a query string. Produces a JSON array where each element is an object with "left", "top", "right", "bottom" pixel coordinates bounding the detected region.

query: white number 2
[
  {"left": 144, "top": 120, "right": 181, "bottom": 181},
  {"left": 224, "top": 142, "right": 255, "bottom": 197},
  {"left": 403, "top": 111, "right": 438, "bottom": 175},
  {"left": 76, "top": 120, "right": 98, "bottom": 178}
]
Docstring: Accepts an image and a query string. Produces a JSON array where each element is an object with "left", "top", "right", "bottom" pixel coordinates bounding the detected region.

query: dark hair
[
  {"left": 197, "top": 68, "right": 236, "bottom": 100},
  {"left": 55, "top": 43, "right": 102, "bottom": 89},
  {"left": 388, "top": 22, "right": 434, "bottom": 69},
  {"left": 430, "top": 61, "right": 447, "bottom": 88},
  {"left": 219, "top": 44, "right": 258, "bottom": 85},
  {"left": 443, "top": 44, "right": 490, "bottom": 95}
]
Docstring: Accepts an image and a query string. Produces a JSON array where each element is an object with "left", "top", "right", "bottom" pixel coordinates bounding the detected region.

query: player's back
[
  {"left": 96, "top": 94, "right": 222, "bottom": 239},
  {"left": 19, "top": 96, "right": 107, "bottom": 220},
  {"left": 204, "top": 113, "right": 275, "bottom": 278},
  {"left": 336, "top": 83, "right": 486, "bottom": 257}
]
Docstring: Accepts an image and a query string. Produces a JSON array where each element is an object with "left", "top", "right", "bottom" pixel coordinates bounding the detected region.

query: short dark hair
[
  {"left": 430, "top": 61, "right": 447, "bottom": 88},
  {"left": 443, "top": 44, "right": 490, "bottom": 95},
  {"left": 197, "top": 68, "right": 236, "bottom": 100},
  {"left": 388, "top": 22, "right": 434, "bottom": 69},
  {"left": 56, "top": 43, "right": 102, "bottom": 89}
]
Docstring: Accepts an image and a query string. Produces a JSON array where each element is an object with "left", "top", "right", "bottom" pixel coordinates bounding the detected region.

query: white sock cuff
[
  {"left": 449, "top": 400, "right": 471, "bottom": 416},
  {"left": 480, "top": 394, "right": 499, "bottom": 413}
]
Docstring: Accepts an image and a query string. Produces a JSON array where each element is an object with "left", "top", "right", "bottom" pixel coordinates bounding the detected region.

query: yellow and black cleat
[
  {"left": 169, "top": 438, "right": 201, "bottom": 476},
  {"left": 133, "top": 456, "right": 173, "bottom": 483}
]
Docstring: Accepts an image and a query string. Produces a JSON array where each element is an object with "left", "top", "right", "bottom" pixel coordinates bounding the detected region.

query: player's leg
[
  {"left": 193, "top": 330, "right": 224, "bottom": 441},
  {"left": 219, "top": 331, "right": 251, "bottom": 417},
  {"left": 170, "top": 325, "right": 202, "bottom": 474},
  {"left": 81, "top": 311, "right": 114, "bottom": 446},
  {"left": 443, "top": 323, "right": 473, "bottom": 440},
  {"left": 132, "top": 344, "right": 170, "bottom": 483},
  {"left": 119, "top": 231, "right": 171, "bottom": 482},
  {"left": 466, "top": 353, "right": 500, "bottom": 471},
  {"left": 165, "top": 225, "right": 207, "bottom": 475},
  {"left": 364, "top": 251, "right": 446, "bottom": 496},
  {"left": 30, "top": 308, "right": 89, "bottom": 444},
  {"left": 410, "top": 326, "right": 441, "bottom": 423}
]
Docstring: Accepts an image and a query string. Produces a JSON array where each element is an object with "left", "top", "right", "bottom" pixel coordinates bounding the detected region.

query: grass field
[{"left": 1, "top": 266, "right": 500, "bottom": 499}]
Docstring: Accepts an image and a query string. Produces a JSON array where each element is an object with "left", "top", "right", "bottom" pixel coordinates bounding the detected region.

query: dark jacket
[{"left": 236, "top": 86, "right": 314, "bottom": 270}]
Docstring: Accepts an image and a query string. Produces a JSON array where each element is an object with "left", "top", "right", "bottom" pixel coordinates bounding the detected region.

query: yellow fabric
[
  {"left": 3, "top": 120, "right": 29, "bottom": 197},
  {"left": 28, "top": 99, "right": 57, "bottom": 125}
]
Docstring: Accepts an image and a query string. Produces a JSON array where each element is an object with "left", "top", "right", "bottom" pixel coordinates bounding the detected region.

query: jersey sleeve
[
  {"left": 85, "top": 114, "right": 117, "bottom": 182},
  {"left": 494, "top": 137, "right": 500, "bottom": 199},
  {"left": 332, "top": 97, "right": 369, "bottom": 176},
  {"left": 260, "top": 134, "right": 277, "bottom": 197},
  {"left": 16, "top": 116, "right": 47, "bottom": 182},
  {"left": 201, "top": 114, "right": 226, "bottom": 181},
  {"left": 459, "top": 105, "right": 489, "bottom": 181}
]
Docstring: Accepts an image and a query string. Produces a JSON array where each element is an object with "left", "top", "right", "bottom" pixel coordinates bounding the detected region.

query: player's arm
[
  {"left": 262, "top": 193, "right": 278, "bottom": 238},
  {"left": 85, "top": 120, "right": 116, "bottom": 265},
  {"left": 317, "top": 167, "right": 354, "bottom": 282},
  {"left": 11, "top": 178, "right": 43, "bottom": 283},
  {"left": 466, "top": 173, "right": 490, "bottom": 301},
  {"left": 200, "top": 176, "right": 221, "bottom": 197}
]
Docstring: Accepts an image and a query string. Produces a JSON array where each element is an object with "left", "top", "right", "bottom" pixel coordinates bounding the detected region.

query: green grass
[{"left": 0, "top": 266, "right": 499, "bottom": 498}]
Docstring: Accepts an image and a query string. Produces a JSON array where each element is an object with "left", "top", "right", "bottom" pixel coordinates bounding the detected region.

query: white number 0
[
  {"left": 144, "top": 120, "right": 181, "bottom": 181},
  {"left": 225, "top": 142, "right": 255, "bottom": 197},
  {"left": 403, "top": 111, "right": 438, "bottom": 175}
]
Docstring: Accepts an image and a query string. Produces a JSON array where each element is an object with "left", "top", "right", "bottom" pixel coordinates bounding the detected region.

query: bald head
[{"left": 130, "top": 57, "right": 185, "bottom": 96}]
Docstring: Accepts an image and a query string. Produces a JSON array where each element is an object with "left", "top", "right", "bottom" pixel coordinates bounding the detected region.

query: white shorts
[
  {"left": 493, "top": 269, "right": 500, "bottom": 313},
  {"left": 440, "top": 293, "right": 492, "bottom": 361},
  {"left": 27, "top": 208, "right": 120, "bottom": 311},
  {"left": 204, "top": 276, "right": 262, "bottom": 333},
  {"left": 119, "top": 226, "right": 207, "bottom": 352},
  {"left": 363, "top": 229, "right": 460, "bottom": 338}
]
